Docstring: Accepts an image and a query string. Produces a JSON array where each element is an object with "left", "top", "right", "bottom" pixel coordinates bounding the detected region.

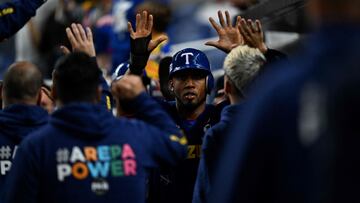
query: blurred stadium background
[{"left": 0, "top": 0, "right": 309, "bottom": 79}]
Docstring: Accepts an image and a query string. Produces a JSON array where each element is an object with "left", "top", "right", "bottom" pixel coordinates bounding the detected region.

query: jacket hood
[
  {"left": 50, "top": 103, "right": 114, "bottom": 139},
  {"left": 0, "top": 104, "right": 48, "bottom": 142}
]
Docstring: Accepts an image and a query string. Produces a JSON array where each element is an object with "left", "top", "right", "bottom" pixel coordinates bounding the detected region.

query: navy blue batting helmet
[
  {"left": 169, "top": 48, "right": 211, "bottom": 77},
  {"left": 169, "top": 48, "right": 214, "bottom": 93}
]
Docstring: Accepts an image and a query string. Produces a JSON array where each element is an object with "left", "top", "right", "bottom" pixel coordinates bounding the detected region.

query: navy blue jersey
[
  {"left": 0, "top": 0, "right": 46, "bottom": 40},
  {"left": 193, "top": 104, "right": 242, "bottom": 203},
  {"left": 148, "top": 101, "right": 223, "bottom": 203},
  {"left": 2, "top": 93, "right": 187, "bottom": 203},
  {"left": 210, "top": 25, "right": 360, "bottom": 203},
  {"left": 0, "top": 104, "right": 48, "bottom": 191}
]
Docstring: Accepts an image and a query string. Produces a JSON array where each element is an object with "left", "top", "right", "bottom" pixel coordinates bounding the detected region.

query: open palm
[
  {"left": 205, "top": 11, "right": 244, "bottom": 53},
  {"left": 127, "top": 10, "right": 167, "bottom": 52}
]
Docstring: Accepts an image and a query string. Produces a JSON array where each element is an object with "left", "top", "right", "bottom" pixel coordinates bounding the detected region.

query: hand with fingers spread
[
  {"left": 61, "top": 23, "right": 96, "bottom": 57},
  {"left": 205, "top": 10, "right": 244, "bottom": 53},
  {"left": 127, "top": 10, "right": 167, "bottom": 75},
  {"left": 239, "top": 19, "right": 268, "bottom": 53},
  {"left": 127, "top": 10, "right": 168, "bottom": 53}
]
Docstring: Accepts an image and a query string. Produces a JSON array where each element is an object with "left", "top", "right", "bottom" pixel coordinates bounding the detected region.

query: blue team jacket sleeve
[
  {"left": 193, "top": 127, "right": 218, "bottom": 203},
  {"left": 123, "top": 93, "right": 182, "bottom": 137},
  {"left": 124, "top": 93, "right": 187, "bottom": 167},
  {"left": 0, "top": 0, "right": 45, "bottom": 40},
  {"left": 2, "top": 138, "right": 39, "bottom": 203}
]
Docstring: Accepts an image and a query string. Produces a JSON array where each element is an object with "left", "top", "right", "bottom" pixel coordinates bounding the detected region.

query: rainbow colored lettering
[{"left": 56, "top": 144, "right": 136, "bottom": 182}]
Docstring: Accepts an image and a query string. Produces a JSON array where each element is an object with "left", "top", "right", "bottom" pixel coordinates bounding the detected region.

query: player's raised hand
[
  {"left": 111, "top": 75, "right": 146, "bottom": 100},
  {"left": 239, "top": 19, "right": 268, "bottom": 53},
  {"left": 61, "top": 23, "right": 96, "bottom": 57},
  {"left": 205, "top": 10, "right": 244, "bottom": 53},
  {"left": 127, "top": 10, "right": 168, "bottom": 52}
]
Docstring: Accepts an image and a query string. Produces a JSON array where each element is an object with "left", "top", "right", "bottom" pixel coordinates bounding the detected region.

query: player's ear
[{"left": 224, "top": 75, "right": 232, "bottom": 96}]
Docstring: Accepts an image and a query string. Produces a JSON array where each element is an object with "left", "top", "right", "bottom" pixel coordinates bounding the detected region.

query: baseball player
[
  {"left": 2, "top": 52, "right": 187, "bottom": 203},
  {"left": 122, "top": 11, "right": 223, "bottom": 203},
  {"left": 0, "top": 61, "right": 48, "bottom": 192},
  {"left": 211, "top": 1, "right": 360, "bottom": 202},
  {"left": 193, "top": 45, "right": 266, "bottom": 203}
]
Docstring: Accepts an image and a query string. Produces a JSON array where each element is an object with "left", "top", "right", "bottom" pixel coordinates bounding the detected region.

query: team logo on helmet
[{"left": 181, "top": 52, "right": 194, "bottom": 65}]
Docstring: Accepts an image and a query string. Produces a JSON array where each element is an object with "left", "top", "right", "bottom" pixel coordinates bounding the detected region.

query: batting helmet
[{"left": 169, "top": 48, "right": 214, "bottom": 94}]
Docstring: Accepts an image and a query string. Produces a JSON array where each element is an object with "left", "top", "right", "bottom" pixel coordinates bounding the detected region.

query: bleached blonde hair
[{"left": 223, "top": 45, "right": 266, "bottom": 95}]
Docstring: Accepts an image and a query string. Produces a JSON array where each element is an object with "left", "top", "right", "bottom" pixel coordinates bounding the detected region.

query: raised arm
[
  {"left": 111, "top": 75, "right": 187, "bottom": 166},
  {"left": 238, "top": 19, "right": 288, "bottom": 65},
  {"left": 60, "top": 23, "right": 96, "bottom": 57},
  {"left": 205, "top": 10, "right": 244, "bottom": 53},
  {"left": 61, "top": 23, "right": 112, "bottom": 110},
  {"left": 111, "top": 74, "right": 182, "bottom": 135},
  {"left": 0, "top": 0, "right": 46, "bottom": 41},
  {"left": 238, "top": 19, "right": 268, "bottom": 53},
  {"left": 127, "top": 11, "right": 167, "bottom": 75}
]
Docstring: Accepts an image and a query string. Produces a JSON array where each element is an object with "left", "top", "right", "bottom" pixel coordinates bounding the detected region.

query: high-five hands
[
  {"left": 207, "top": 10, "right": 268, "bottom": 54},
  {"left": 127, "top": 10, "right": 168, "bottom": 53},
  {"left": 205, "top": 10, "right": 244, "bottom": 53},
  {"left": 239, "top": 19, "right": 268, "bottom": 53},
  {"left": 61, "top": 23, "right": 96, "bottom": 57}
]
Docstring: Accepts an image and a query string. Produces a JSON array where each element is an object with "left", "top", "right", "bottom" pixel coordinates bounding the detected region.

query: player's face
[{"left": 171, "top": 70, "right": 207, "bottom": 109}]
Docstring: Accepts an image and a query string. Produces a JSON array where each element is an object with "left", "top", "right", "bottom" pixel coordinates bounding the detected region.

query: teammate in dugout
[
  {"left": 0, "top": 61, "right": 48, "bottom": 192},
  {"left": 60, "top": 23, "right": 113, "bottom": 111},
  {"left": 2, "top": 50, "right": 187, "bottom": 203},
  {"left": 193, "top": 45, "right": 266, "bottom": 203},
  {"left": 193, "top": 10, "right": 288, "bottom": 203},
  {"left": 115, "top": 11, "right": 223, "bottom": 203},
  {"left": 211, "top": 1, "right": 360, "bottom": 202}
]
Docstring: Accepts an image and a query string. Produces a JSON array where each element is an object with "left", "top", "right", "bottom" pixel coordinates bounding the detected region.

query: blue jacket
[
  {"left": 0, "top": 0, "right": 46, "bottom": 40},
  {"left": 2, "top": 93, "right": 187, "bottom": 203},
  {"left": 0, "top": 104, "right": 48, "bottom": 191},
  {"left": 192, "top": 49, "right": 287, "bottom": 203},
  {"left": 210, "top": 24, "right": 360, "bottom": 203},
  {"left": 193, "top": 104, "right": 242, "bottom": 203},
  {"left": 148, "top": 101, "right": 223, "bottom": 203}
]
